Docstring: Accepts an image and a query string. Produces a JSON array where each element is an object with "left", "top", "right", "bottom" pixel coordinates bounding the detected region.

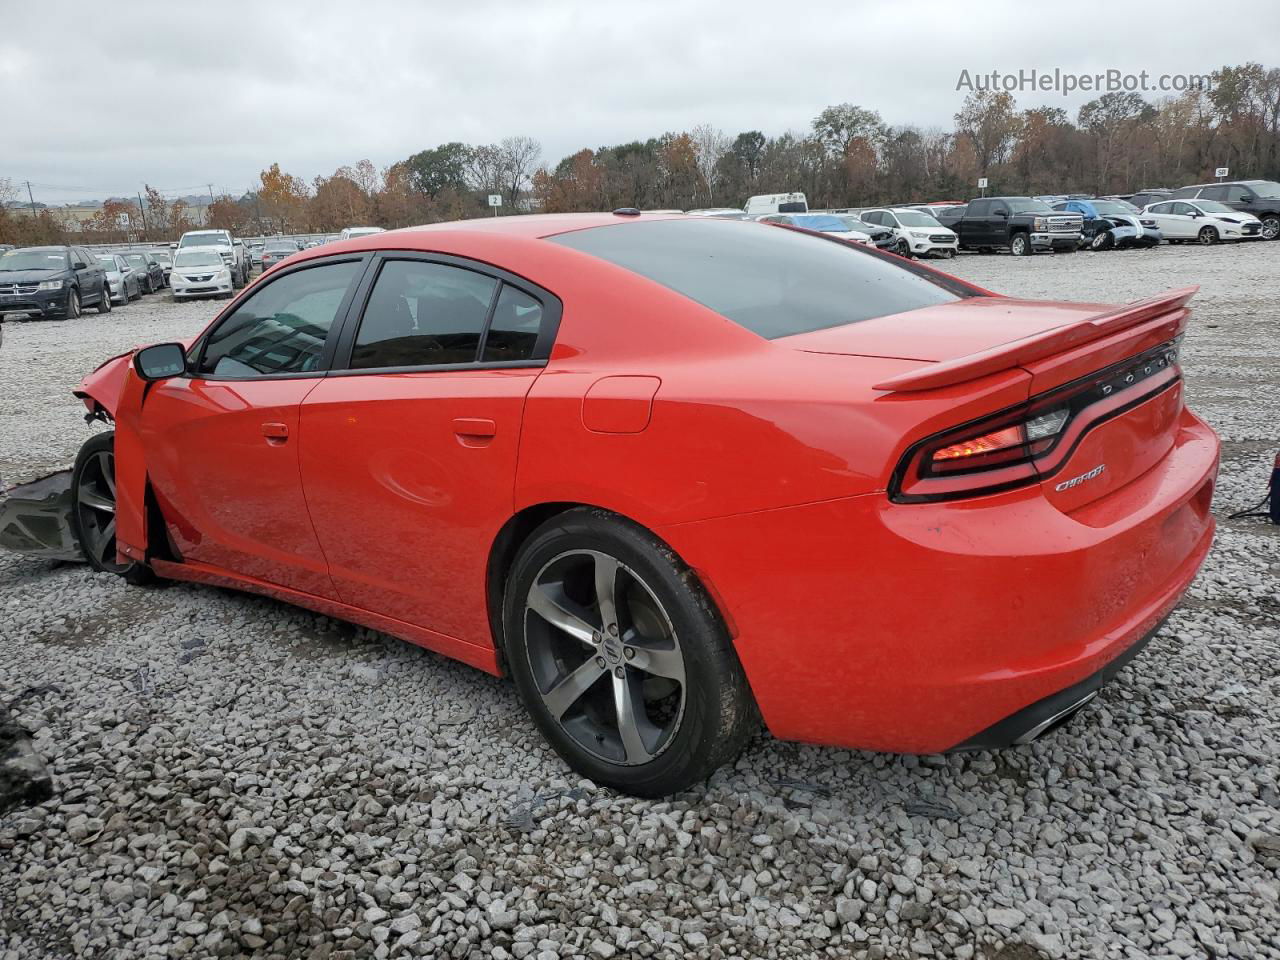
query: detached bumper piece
[
  {"left": 0, "top": 470, "right": 84, "bottom": 561},
  {"left": 951, "top": 616, "right": 1167, "bottom": 751}
]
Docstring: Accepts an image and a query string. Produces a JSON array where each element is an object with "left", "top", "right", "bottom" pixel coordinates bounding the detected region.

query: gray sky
[{"left": 4, "top": 0, "right": 1277, "bottom": 205}]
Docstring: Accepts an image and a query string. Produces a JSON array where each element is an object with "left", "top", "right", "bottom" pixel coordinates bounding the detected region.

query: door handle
[
  {"left": 262, "top": 422, "right": 289, "bottom": 444},
  {"left": 452, "top": 417, "right": 497, "bottom": 446}
]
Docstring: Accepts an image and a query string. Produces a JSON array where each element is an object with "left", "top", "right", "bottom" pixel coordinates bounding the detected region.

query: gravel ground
[{"left": 1, "top": 245, "right": 1278, "bottom": 960}]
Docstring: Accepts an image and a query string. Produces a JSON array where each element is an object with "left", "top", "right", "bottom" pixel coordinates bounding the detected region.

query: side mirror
[
  {"left": 73, "top": 261, "right": 87, "bottom": 269},
  {"left": 135, "top": 343, "right": 187, "bottom": 381},
  {"left": 994, "top": 209, "right": 1008, "bottom": 218}
]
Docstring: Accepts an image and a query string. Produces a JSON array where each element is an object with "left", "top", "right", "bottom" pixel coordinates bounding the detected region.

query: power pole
[
  {"left": 25, "top": 180, "right": 36, "bottom": 217},
  {"left": 207, "top": 184, "right": 215, "bottom": 226},
  {"left": 137, "top": 191, "right": 148, "bottom": 239}
]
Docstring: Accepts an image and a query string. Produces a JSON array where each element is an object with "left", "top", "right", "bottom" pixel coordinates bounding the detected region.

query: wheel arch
[{"left": 485, "top": 500, "right": 738, "bottom": 672}]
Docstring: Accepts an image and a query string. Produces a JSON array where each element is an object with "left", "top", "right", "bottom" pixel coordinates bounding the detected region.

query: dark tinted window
[
  {"left": 967, "top": 199, "right": 990, "bottom": 216},
  {"left": 351, "top": 260, "right": 498, "bottom": 368},
  {"left": 1172, "top": 187, "right": 1200, "bottom": 198},
  {"left": 777, "top": 201, "right": 806, "bottom": 213},
  {"left": 483, "top": 285, "right": 543, "bottom": 362},
  {"left": 198, "top": 260, "right": 359, "bottom": 377},
  {"left": 1199, "top": 185, "right": 1226, "bottom": 201},
  {"left": 550, "top": 219, "right": 960, "bottom": 340}
]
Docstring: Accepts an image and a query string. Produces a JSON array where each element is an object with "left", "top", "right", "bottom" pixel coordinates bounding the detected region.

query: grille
[
  {"left": 1046, "top": 215, "right": 1082, "bottom": 233},
  {"left": 187, "top": 274, "right": 213, "bottom": 283},
  {"left": 0, "top": 282, "right": 40, "bottom": 296},
  {"left": 929, "top": 235, "right": 955, "bottom": 243}
]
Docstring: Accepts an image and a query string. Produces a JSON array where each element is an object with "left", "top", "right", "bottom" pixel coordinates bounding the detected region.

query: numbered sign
[
  {"left": 977, "top": 177, "right": 989, "bottom": 189},
  {"left": 488, "top": 194, "right": 502, "bottom": 207}
]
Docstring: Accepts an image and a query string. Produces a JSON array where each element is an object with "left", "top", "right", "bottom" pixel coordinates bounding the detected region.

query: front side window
[
  {"left": 197, "top": 260, "right": 360, "bottom": 377},
  {"left": 550, "top": 218, "right": 961, "bottom": 340},
  {"left": 351, "top": 260, "right": 498, "bottom": 369}
]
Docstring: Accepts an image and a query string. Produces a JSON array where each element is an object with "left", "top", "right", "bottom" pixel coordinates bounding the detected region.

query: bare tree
[
  {"left": 498, "top": 136, "right": 542, "bottom": 209},
  {"left": 690, "top": 123, "right": 730, "bottom": 205}
]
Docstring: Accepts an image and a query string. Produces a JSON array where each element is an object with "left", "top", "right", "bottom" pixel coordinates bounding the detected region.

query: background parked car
[
  {"left": 260, "top": 239, "right": 300, "bottom": 270},
  {"left": 0, "top": 245, "right": 110, "bottom": 320},
  {"left": 169, "top": 247, "right": 234, "bottom": 300},
  {"left": 1141, "top": 199, "right": 1263, "bottom": 244},
  {"left": 954, "top": 197, "right": 1082, "bottom": 255},
  {"left": 96, "top": 253, "right": 141, "bottom": 304},
  {"left": 248, "top": 241, "right": 265, "bottom": 268},
  {"left": 859, "top": 207, "right": 958, "bottom": 258},
  {"left": 1170, "top": 180, "right": 1280, "bottom": 240},
  {"left": 338, "top": 226, "right": 386, "bottom": 241},
  {"left": 122, "top": 251, "right": 166, "bottom": 293},
  {"left": 1127, "top": 188, "right": 1173, "bottom": 210},
  {"left": 1051, "top": 198, "right": 1162, "bottom": 250},
  {"left": 759, "top": 212, "right": 896, "bottom": 249},
  {"left": 177, "top": 229, "right": 249, "bottom": 287},
  {"left": 147, "top": 249, "right": 173, "bottom": 284}
]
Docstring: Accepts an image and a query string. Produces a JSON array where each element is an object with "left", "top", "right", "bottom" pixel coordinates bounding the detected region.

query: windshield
[
  {"left": 1194, "top": 200, "right": 1235, "bottom": 214},
  {"left": 0, "top": 249, "right": 68, "bottom": 272},
  {"left": 126, "top": 254, "right": 149, "bottom": 266},
  {"left": 96, "top": 255, "right": 120, "bottom": 270},
  {"left": 792, "top": 214, "right": 855, "bottom": 233},
  {"left": 1006, "top": 199, "right": 1054, "bottom": 213},
  {"left": 149, "top": 251, "right": 171, "bottom": 264},
  {"left": 550, "top": 219, "right": 961, "bottom": 340},
  {"left": 1246, "top": 181, "right": 1280, "bottom": 199},
  {"left": 180, "top": 232, "right": 229, "bottom": 247},
  {"left": 174, "top": 250, "right": 224, "bottom": 267},
  {"left": 894, "top": 211, "right": 942, "bottom": 227}
]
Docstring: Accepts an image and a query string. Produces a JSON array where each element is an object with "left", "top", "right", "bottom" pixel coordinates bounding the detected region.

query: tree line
[{"left": 3, "top": 61, "right": 1277, "bottom": 246}]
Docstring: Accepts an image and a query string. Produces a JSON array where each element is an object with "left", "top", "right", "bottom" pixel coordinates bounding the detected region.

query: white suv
[
  {"left": 177, "top": 229, "right": 249, "bottom": 286},
  {"left": 859, "top": 208, "right": 958, "bottom": 258}
]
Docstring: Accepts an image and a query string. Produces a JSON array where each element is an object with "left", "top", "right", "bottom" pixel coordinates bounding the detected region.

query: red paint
[{"left": 84, "top": 214, "right": 1219, "bottom": 752}]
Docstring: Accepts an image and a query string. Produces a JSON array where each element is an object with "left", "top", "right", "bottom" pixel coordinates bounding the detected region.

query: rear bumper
[{"left": 660, "top": 408, "right": 1219, "bottom": 752}]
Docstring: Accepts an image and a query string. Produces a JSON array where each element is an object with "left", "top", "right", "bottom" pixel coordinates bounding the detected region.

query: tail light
[{"left": 890, "top": 338, "right": 1182, "bottom": 503}]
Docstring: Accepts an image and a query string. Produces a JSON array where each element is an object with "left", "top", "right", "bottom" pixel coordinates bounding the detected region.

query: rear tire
[
  {"left": 70, "top": 431, "right": 155, "bottom": 585},
  {"left": 1260, "top": 215, "right": 1279, "bottom": 240},
  {"left": 504, "top": 508, "right": 757, "bottom": 797}
]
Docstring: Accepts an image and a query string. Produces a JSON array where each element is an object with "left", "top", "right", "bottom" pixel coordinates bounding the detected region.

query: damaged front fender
[
  {"left": 0, "top": 471, "right": 83, "bottom": 562},
  {"left": 73, "top": 351, "right": 133, "bottom": 421}
]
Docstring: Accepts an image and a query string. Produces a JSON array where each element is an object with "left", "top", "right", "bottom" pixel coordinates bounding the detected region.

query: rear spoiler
[{"left": 872, "top": 286, "right": 1197, "bottom": 393}]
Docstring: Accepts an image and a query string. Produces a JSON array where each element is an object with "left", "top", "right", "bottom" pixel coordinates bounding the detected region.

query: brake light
[{"left": 891, "top": 338, "right": 1182, "bottom": 503}]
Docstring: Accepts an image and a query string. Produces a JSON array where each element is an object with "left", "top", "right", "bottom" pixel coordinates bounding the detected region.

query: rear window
[{"left": 549, "top": 219, "right": 961, "bottom": 339}]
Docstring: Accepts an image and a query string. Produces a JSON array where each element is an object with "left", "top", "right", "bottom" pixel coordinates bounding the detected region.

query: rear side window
[
  {"left": 550, "top": 219, "right": 961, "bottom": 340},
  {"left": 482, "top": 286, "right": 543, "bottom": 362},
  {"left": 351, "top": 260, "right": 498, "bottom": 368}
]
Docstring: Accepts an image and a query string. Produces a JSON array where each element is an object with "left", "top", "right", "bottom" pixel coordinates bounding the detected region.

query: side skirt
[{"left": 150, "top": 558, "right": 501, "bottom": 675}]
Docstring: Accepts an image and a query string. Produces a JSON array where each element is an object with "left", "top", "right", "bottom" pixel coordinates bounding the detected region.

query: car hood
[
  {"left": 781, "top": 296, "right": 1110, "bottom": 362},
  {"left": 0, "top": 269, "right": 65, "bottom": 283}
]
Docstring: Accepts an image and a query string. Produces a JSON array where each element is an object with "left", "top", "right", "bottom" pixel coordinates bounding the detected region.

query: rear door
[
  {"left": 298, "top": 253, "right": 561, "bottom": 647},
  {"left": 138, "top": 255, "right": 366, "bottom": 595}
]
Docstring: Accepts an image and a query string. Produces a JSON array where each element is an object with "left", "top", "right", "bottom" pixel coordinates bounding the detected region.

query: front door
[
  {"left": 139, "top": 257, "right": 365, "bottom": 596},
  {"left": 299, "top": 255, "right": 557, "bottom": 646}
]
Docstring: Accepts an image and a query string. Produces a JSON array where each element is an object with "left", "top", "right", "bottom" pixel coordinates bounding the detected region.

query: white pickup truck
[{"left": 176, "top": 229, "right": 250, "bottom": 287}]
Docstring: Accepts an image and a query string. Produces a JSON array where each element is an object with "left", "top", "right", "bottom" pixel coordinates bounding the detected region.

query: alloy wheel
[
  {"left": 1261, "top": 217, "right": 1279, "bottom": 241},
  {"left": 75, "top": 449, "right": 127, "bottom": 573},
  {"left": 524, "top": 549, "right": 686, "bottom": 766},
  {"left": 67, "top": 288, "right": 80, "bottom": 319},
  {"left": 1198, "top": 226, "right": 1217, "bottom": 245}
]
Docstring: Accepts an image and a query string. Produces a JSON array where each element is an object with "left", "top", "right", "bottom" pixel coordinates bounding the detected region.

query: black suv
[
  {"left": 0, "top": 245, "right": 111, "bottom": 321},
  {"left": 1170, "top": 180, "right": 1280, "bottom": 240}
]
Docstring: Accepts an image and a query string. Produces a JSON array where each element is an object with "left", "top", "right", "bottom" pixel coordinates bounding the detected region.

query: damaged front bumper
[{"left": 0, "top": 470, "right": 83, "bottom": 561}]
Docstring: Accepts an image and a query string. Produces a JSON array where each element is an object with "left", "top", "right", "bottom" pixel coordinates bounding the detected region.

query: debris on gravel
[{"left": 2, "top": 247, "right": 1279, "bottom": 958}]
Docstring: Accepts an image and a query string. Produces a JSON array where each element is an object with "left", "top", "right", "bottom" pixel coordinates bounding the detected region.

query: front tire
[
  {"left": 1198, "top": 226, "right": 1219, "bottom": 245},
  {"left": 504, "top": 508, "right": 756, "bottom": 797},
  {"left": 1090, "top": 231, "right": 1113, "bottom": 252},
  {"left": 70, "top": 432, "right": 154, "bottom": 584},
  {"left": 64, "top": 287, "right": 80, "bottom": 320},
  {"left": 1010, "top": 233, "right": 1030, "bottom": 256},
  {"left": 97, "top": 282, "right": 111, "bottom": 313}
]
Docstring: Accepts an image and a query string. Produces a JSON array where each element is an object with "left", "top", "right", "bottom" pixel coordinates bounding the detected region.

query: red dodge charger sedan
[{"left": 1, "top": 212, "right": 1219, "bottom": 796}]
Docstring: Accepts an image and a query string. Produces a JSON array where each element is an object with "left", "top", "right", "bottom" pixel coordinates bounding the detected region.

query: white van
[
  {"left": 744, "top": 193, "right": 808, "bottom": 216},
  {"left": 340, "top": 226, "right": 386, "bottom": 241}
]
